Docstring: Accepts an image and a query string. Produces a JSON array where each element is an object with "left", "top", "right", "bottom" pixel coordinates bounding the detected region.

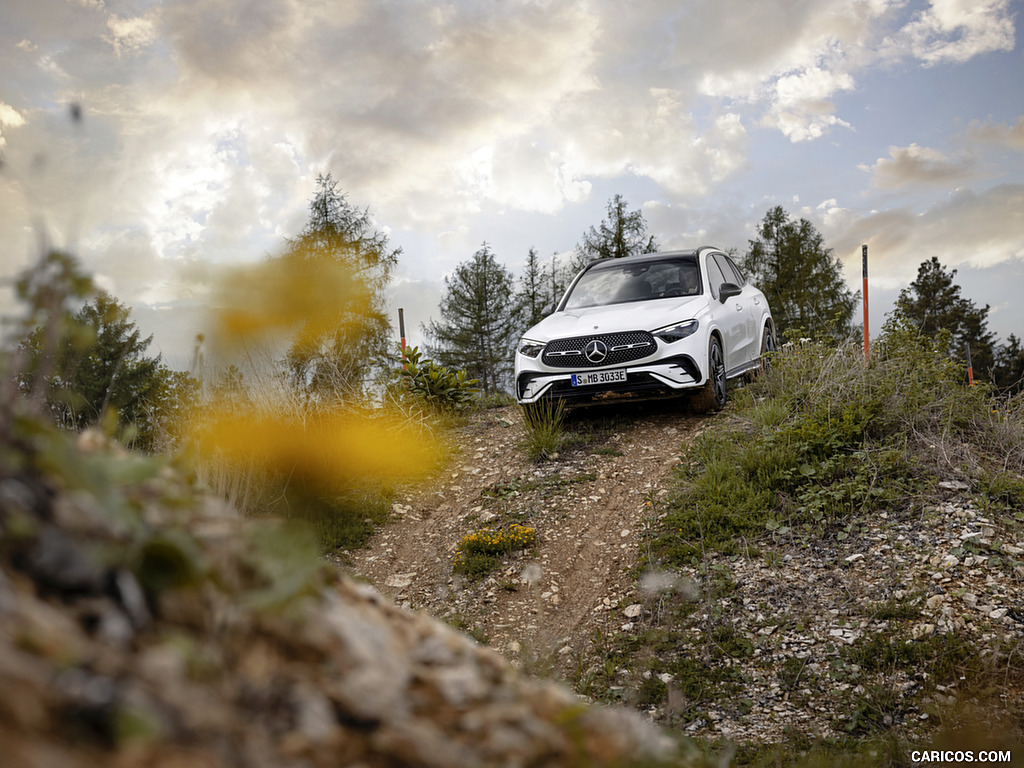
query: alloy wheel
[{"left": 710, "top": 337, "right": 726, "bottom": 408}]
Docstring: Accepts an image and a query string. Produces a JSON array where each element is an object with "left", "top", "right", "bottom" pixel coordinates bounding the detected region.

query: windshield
[{"left": 562, "top": 258, "right": 701, "bottom": 310}]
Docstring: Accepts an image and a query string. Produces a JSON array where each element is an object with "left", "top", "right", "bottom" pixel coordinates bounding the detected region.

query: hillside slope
[
  {"left": 346, "top": 403, "right": 703, "bottom": 670},
  {"left": 347, "top": 399, "right": 1024, "bottom": 755},
  {"left": 0, "top": 412, "right": 692, "bottom": 768}
]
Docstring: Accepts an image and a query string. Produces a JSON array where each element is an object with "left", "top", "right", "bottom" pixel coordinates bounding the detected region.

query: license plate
[{"left": 571, "top": 369, "right": 627, "bottom": 387}]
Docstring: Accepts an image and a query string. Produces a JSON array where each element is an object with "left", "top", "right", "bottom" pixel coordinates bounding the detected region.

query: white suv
[{"left": 514, "top": 247, "right": 775, "bottom": 412}]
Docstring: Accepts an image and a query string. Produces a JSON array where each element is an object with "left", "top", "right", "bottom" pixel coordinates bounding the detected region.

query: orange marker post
[{"left": 862, "top": 244, "right": 869, "bottom": 360}]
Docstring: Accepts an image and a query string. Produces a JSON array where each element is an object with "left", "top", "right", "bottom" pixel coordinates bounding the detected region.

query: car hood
[{"left": 524, "top": 296, "right": 707, "bottom": 341}]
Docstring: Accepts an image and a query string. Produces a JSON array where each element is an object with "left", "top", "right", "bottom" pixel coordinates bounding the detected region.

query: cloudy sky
[{"left": 2, "top": 0, "right": 1022, "bottom": 367}]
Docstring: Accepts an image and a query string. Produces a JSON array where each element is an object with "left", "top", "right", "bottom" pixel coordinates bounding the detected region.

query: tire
[{"left": 690, "top": 335, "right": 726, "bottom": 414}]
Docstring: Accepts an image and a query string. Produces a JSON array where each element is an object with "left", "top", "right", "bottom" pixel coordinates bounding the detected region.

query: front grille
[{"left": 541, "top": 331, "right": 656, "bottom": 368}]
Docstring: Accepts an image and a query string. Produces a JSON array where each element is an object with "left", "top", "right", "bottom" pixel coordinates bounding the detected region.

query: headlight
[
  {"left": 518, "top": 338, "right": 545, "bottom": 358},
  {"left": 653, "top": 320, "right": 699, "bottom": 343}
]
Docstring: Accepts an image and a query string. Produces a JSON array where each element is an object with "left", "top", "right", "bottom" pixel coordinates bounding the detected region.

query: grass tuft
[{"left": 520, "top": 399, "right": 566, "bottom": 461}]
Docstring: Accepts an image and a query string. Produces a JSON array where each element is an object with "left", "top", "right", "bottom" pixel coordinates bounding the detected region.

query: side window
[
  {"left": 712, "top": 253, "right": 743, "bottom": 287},
  {"left": 722, "top": 255, "right": 747, "bottom": 285},
  {"left": 705, "top": 255, "right": 727, "bottom": 300}
]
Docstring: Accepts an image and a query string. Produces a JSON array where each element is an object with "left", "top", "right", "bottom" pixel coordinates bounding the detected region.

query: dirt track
[{"left": 344, "top": 401, "right": 706, "bottom": 670}]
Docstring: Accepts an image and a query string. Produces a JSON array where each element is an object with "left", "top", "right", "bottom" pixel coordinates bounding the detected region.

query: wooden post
[{"left": 398, "top": 307, "right": 406, "bottom": 351}]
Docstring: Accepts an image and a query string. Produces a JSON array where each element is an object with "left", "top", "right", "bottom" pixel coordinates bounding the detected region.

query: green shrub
[{"left": 399, "top": 346, "right": 479, "bottom": 411}]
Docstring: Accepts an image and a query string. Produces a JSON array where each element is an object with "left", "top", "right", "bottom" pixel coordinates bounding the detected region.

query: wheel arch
[{"left": 704, "top": 327, "right": 725, "bottom": 384}]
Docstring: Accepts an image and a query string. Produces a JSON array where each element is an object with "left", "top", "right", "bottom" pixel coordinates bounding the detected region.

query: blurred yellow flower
[
  {"left": 213, "top": 251, "right": 372, "bottom": 342},
  {"left": 192, "top": 407, "right": 437, "bottom": 487}
]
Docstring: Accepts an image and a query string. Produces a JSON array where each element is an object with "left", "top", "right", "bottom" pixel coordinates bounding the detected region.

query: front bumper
[{"left": 515, "top": 354, "right": 704, "bottom": 404}]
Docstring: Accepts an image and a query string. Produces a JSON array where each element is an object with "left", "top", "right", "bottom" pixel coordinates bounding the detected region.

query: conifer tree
[
  {"left": 994, "top": 334, "right": 1024, "bottom": 394},
  {"left": 18, "top": 291, "right": 196, "bottom": 450},
  {"left": 573, "top": 194, "right": 658, "bottom": 269},
  {"left": 425, "top": 243, "right": 518, "bottom": 393},
  {"left": 284, "top": 174, "right": 400, "bottom": 398},
  {"left": 516, "top": 247, "right": 547, "bottom": 330},
  {"left": 743, "top": 206, "right": 858, "bottom": 341},
  {"left": 896, "top": 256, "right": 996, "bottom": 377}
]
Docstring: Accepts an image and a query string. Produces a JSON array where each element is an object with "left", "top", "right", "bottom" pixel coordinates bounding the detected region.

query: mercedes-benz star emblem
[{"left": 584, "top": 339, "right": 609, "bottom": 363}]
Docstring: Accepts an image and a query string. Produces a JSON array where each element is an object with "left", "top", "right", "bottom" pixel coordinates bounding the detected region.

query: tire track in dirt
[{"left": 343, "top": 402, "right": 707, "bottom": 672}]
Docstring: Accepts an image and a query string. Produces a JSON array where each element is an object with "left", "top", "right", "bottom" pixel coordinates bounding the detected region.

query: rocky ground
[
  {"left": 3, "top": 391, "right": 1021, "bottom": 766},
  {"left": 345, "top": 402, "right": 1024, "bottom": 748},
  {"left": 344, "top": 401, "right": 701, "bottom": 672},
  {"left": 0, "top": 418, "right": 688, "bottom": 768}
]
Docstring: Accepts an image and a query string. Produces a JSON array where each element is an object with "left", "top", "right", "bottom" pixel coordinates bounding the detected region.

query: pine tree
[
  {"left": 743, "top": 206, "right": 858, "bottom": 341},
  {"left": 425, "top": 243, "right": 519, "bottom": 394},
  {"left": 19, "top": 291, "right": 196, "bottom": 450},
  {"left": 895, "top": 257, "right": 996, "bottom": 377},
  {"left": 573, "top": 194, "right": 658, "bottom": 269},
  {"left": 516, "top": 247, "right": 547, "bottom": 330}
]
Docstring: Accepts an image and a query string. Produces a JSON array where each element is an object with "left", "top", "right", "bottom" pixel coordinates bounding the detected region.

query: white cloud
[
  {"left": 775, "top": 66, "right": 856, "bottom": 106},
  {"left": 554, "top": 89, "right": 749, "bottom": 198},
  {"left": 688, "top": 0, "right": 882, "bottom": 99},
  {"left": 0, "top": 103, "right": 26, "bottom": 125},
  {"left": 825, "top": 185, "right": 1024, "bottom": 287},
  {"left": 892, "top": 0, "right": 1016, "bottom": 65},
  {"left": 486, "top": 139, "right": 592, "bottom": 214},
  {"left": 105, "top": 14, "right": 157, "bottom": 59},
  {"left": 967, "top": 116, "right": 1024, "bottom": 151},
  {"left": 0, "top": 101, "right": 26, "bottom": 148},
  {"left": 861, "top": 143, "right": 978, "bottom": 189},
  {"left": 764, "top": 66, "right": 855, "bottom": 142}
]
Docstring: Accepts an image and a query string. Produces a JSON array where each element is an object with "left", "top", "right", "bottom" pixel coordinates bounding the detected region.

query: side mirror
[
  {"left": 720, "top": 283, "right": 742, "bottom": 302},
  {"left": 541, "top": 302, "right": 554, "bottom": 316}
]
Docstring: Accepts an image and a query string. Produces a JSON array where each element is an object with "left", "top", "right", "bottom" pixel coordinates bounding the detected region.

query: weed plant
[
  {"left": 184, "top": 257, "right": 447, "bottom": 553},
  {"left": 190, "top": 359, "right": 438, "bottom": 552}
]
